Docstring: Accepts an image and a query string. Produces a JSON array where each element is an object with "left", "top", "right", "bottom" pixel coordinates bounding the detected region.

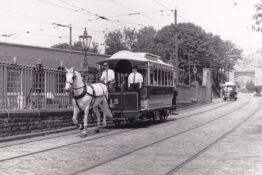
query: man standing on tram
[
  {"left": 100, "top": 62, "right": 115, "bottom": 92},
  {"left": 128, "top": 65, "right": 143, "bottom": 91}
]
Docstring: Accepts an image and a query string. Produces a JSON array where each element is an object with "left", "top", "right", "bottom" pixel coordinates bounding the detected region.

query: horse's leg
[
  {"left": 93, "top": 106, "right": 101, "bottom": 133},
  {"left": 105, "top": 96, "right": 113, "bottom": 118},
  {"left": 72, "top": 101, "right": 80, "bottom": 125},
  {"left": 80, "top": 105, "right": 90, "bottom": 138},
  {"left": 101, "top": 97, "right": 109, "bottom": 127}
]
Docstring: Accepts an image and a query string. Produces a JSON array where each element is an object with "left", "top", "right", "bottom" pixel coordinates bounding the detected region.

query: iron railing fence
[{"left": 0, "top": 61, "right": 72, "bottom": 109}]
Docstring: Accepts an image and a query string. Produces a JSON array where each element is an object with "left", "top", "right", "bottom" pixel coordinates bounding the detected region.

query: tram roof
[{"left": 98, "top": 50, "right": 173, "bottom": 68}]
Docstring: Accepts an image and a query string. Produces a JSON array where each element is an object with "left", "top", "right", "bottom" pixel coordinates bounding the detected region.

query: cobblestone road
[{"left": 0, "top": 95, "right": 261, "bottom": 175}]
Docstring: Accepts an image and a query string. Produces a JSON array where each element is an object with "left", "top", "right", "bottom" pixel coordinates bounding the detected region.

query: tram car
[
  {"left": 98, "top": 50, "right": 176, "bottom": 125},
  {"left": 221, "top": 82, "right": 237, "bottom": 101}
]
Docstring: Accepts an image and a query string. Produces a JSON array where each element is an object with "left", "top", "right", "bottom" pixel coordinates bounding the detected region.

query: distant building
[
  {"left": 234, "top": 70, "right": 255, "bottom": 89},
  {"left": 0, "top": 42, "right": 109, "bottom": 70}
]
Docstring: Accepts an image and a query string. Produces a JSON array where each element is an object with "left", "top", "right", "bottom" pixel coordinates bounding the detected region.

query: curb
[{"left": 0, "top": 126, "right": 76, "bottom": 143}]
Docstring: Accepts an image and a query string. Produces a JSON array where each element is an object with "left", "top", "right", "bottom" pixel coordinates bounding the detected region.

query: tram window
[
  {"left": 170, "top": 72, "right": 172, "bottom": 86},
  {"left": 165, "top": 71, "right": 168, "bottom": 85},
  {"left": 150, "top": 69, "right": 153, "bottom": 85},
  {"left": 158, "top": 69, "right": 161, "bottom": 86},
  {"left": 162, "top": 70, "right": 164, "bottom": 85},
  {"left": 168, "top": 71, "right": 171, "bottom": 86},
  {"left": 154, "top": 69, "right": 158, "bottom": 85},
  {"left": 171, "top": 72, "right": 174, "bottom": 86}
]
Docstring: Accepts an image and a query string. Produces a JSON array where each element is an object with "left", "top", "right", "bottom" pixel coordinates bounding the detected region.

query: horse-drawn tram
[{"left": 98, "top": 50, "right": 176, "bottom": 125}]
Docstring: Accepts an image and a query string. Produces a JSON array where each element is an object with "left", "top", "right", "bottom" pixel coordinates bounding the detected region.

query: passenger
[
  {"left": 100, "top": 62, "right": 115, "bottom": 92},
  {"left": 128, "top": 65, "right": 143, "bottom": 91},
  {"left": 120, "top": 75, "right": 128, "bottom": 92}
]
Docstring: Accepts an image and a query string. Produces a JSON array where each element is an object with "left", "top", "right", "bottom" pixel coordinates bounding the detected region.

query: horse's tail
[{"left": 98, "top": 83, "right": 112, "bottom": 118}]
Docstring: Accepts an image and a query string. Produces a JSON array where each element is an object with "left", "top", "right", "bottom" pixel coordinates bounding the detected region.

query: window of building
[
  {"left": 7, "top": 67, "right": 21, "bottom": 93},
  {"left": 56, "top": 71, "right": 66, "bottom": 93}
]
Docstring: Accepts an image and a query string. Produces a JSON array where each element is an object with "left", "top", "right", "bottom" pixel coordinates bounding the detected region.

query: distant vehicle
[
  {"left": 98, "top": 50, "right": 176, "bottom": 126},
  {"left": 254, "top": 86, "right": 262, "bottom": 97},
  {"left": 221, "top": 82, "right": 237, "bottom": 101}
]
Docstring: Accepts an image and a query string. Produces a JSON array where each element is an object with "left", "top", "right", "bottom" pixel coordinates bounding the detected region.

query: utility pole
[
  {"left": 174, "top": 9, "right": 179, "bottom": 83},
  {"left": 69, "top": 24, "right": 72, "bottom": 65}
]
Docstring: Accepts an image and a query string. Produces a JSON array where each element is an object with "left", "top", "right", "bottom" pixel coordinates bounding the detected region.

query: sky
[{"left": 0, "top": 0, "right": 261, "bottom": 55}]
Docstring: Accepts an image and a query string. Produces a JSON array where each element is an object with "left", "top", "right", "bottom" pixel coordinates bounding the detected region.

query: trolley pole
[{"left": 174, "top": 9, "right": 179, "bottom": 83}]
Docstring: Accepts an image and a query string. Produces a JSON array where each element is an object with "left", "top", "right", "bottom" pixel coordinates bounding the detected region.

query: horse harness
[{"left": 66, "top": 74, "right": 106, "bottom": 111}]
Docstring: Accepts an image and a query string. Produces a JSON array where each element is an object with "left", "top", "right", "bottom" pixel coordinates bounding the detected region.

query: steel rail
[
  {"left": 0, "top": 98, "right": 236, "bottom": 149},
  {"left": 165, "top": 98, "right": 261, "bottom": 175}
]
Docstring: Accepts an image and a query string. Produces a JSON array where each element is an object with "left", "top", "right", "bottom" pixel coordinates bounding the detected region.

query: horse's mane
[{"left": 74, "top": 71, "right": 83, "bottom": 81}]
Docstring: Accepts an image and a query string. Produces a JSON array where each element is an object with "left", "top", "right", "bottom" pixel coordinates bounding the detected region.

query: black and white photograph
[{"left": 0, "top": 0, "right": 262, "bottom": 174}]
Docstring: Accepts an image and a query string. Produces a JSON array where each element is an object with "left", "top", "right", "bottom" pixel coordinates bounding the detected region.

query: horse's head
[{"left": 65, "top": 67, "right": 76, "bottom": 92}]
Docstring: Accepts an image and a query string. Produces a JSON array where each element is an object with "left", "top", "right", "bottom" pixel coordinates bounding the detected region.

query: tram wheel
[
  {"left": 113, "top": 120, "right": 121, "bottom": 127},
  {"left": 159, "top": 110, "right": 168, "bottom": 122},
  {"left": 127, "top": 118, "right": 135, "bottom": 124}
]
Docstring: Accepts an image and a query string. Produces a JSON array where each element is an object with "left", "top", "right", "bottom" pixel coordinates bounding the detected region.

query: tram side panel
[
  {"left": 108, "top": 92, "right": 139, "bottom": 120},
  {"left": 141, "top": 86, "right": 174, "bottom": 110}
]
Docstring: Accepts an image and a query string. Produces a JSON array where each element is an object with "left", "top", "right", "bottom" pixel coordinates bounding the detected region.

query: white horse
[{"left": 64, "top": 67, "right": 112, "bottom": 137}]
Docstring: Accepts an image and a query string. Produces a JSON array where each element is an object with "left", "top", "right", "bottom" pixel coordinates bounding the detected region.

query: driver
[{"left": 100, "top": 62, "right": 115, "bottom": 92}]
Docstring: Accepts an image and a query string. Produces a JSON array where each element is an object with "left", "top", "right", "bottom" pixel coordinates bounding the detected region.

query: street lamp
[{"left": 79, "top": 28, "right": 92, "bottom": 80}]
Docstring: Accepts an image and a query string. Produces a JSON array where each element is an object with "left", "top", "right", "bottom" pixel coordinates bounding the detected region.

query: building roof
[{"left": 0, "top": 42, "right": 109, "bottom": 70}]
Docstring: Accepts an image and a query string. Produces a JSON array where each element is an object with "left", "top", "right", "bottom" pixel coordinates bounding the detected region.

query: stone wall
[
  {"left": 176, "top": 84, "right": 212, "bottom": 107},
  {"left": 0, "top": 109, "right": 74, "bottom": 137}
]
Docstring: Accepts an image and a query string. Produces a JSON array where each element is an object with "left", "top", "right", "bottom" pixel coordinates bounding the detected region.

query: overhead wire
[
  {"left": 48, "top": 0, "right": 125, "bottom": 28},
  {"left": 109, "top": 0, "right": 166, "bottom": 24},
  {"left": 153, "top": 0, "right": 172, "bottom": 11}
]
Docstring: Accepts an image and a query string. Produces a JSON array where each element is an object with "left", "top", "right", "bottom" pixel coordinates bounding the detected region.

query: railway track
[
  {"left": 165, "top": 98, "right": 261, "bottom": 175},
  {"left": 0, "top": 96, "right": 252, "bottom": 175},
  {"left": 69, "top": 97, "right": 255, "bottom": 175},
  {"left": 0, "top": 98, "right": 241, "bottom": 149}
]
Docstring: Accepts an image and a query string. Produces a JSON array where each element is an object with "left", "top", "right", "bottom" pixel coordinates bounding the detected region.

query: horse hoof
[
  {"left": 79, "top": 125, "right": 84, "bottom": 130},
  {"left": 80, "top": 133, "right": 87, "bottom": 138},
  {"left": 95, "top": 129, "right": 100, "bottom": 133}
]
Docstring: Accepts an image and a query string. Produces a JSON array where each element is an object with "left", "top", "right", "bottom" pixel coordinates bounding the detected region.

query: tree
[
  {"left": 254, "top": 1, "right": 262, "bottom": 26},
  {"left": 104, "top": 26, "right": 157, "bottom": 55},
  {"left": 103, "top": 22, "right": 242, "bottom": 92},
  {"left": 123, "top": 27, "right": 137, "bottom": 50},
  {"left": 51, "top": 43, "right": 69, "bottom": 49},
  {"left": 133, "top": 26, "right": 158, "bottom": 54},
  {"left": 104, "top": 30, "right": 127, "bottom": 55}
]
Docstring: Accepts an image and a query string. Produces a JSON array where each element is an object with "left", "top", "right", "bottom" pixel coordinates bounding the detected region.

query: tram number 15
[{"left": 109, "top": 98, "right": 119, "bottom": 106}]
